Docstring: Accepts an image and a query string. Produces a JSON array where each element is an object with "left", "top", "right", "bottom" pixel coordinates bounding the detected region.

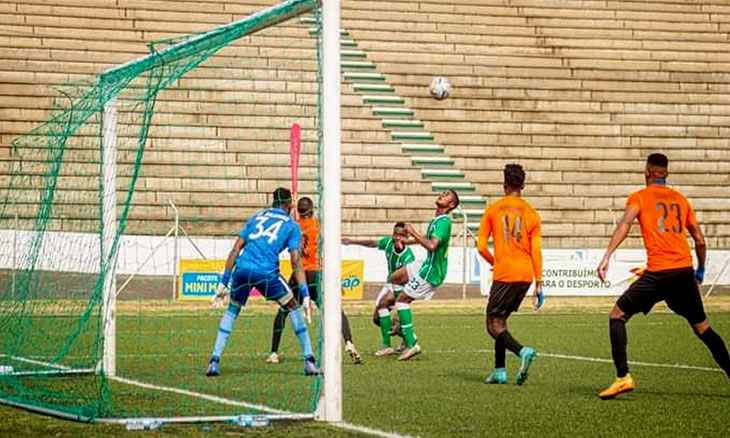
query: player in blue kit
[{"left": 205, "top": 187, "right": 319, "bottom": 376}]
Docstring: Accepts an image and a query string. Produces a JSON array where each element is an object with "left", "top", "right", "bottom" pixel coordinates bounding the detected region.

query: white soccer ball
[{"left": 429, "top": 76, "right": 451, "bottom": 100}]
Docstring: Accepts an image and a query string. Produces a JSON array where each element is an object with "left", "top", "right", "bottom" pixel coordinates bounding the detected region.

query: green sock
[
  {"left": 396, "top": 303, "right": 416, "bottom": 348},
  {"left": 378, "top": 309, "right": 392, "bottom": 347}
]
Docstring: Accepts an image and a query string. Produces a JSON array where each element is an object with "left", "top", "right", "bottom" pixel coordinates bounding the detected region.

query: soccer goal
[{"left": 0, "top": 0, "right": 343, "bottom": 425}]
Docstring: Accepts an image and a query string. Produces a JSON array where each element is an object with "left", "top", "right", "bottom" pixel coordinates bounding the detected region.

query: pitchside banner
[
  {"left": 279, "top": 259, "right": 364, "bottom": 300},
  {"left": 473, "top": 249, "right": 646, "bottom": 296},
  {"left": 178, "top": 259, "right": 226, "bottom": 300},
  {"left": 178, "top": 259, "right": 364, "bottom": 301}
]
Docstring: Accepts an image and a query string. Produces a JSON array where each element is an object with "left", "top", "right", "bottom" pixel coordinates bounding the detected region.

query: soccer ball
[{"left": 429, "top": 76, "right": 451, "bottom": 100}]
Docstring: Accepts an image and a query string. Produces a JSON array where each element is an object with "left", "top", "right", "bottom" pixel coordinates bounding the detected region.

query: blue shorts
[{"left": 230, "top": 266, "right": 294, "bottom": 307}]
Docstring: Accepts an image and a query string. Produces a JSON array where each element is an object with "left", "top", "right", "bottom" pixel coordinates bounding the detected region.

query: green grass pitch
[{"left": 1, "top": 301, "right": 729, "bottom": 437}]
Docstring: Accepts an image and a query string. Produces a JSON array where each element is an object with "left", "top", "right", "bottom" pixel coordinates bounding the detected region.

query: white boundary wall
[{"left": 1, "top": 230, "right": 729, "bottom": 295}]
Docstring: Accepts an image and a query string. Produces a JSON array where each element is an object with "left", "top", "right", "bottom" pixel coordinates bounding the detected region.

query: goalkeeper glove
[
  {"left": 299, "top": 283, "right": 312, "bottom": 324},
  {"left": 301, "top": 296, "right": 313, "bottom": 324},
  {"left": 211, "top": 282, "right": 230, "bottom": 308},
  {"left": 536, "top": 291, "right": 544, "bottom": 310},
  {"left": 695, "top": 266, "right": 705, "bottom": 284}
]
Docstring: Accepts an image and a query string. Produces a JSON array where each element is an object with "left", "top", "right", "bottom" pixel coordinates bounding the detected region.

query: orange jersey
[
  {"left": 627, "top": 184, "right": 697, "bottom": 272},
  {"left": 477, "top": 195, "right": 542, "bottom": 283},
  {"left": 297, "top": 217, "right": 320, "bottom": 271}
]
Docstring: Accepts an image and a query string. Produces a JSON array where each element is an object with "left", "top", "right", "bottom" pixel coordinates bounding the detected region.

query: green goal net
[{"left": 0, "top": 0, "right": 325, "bottom": 424}]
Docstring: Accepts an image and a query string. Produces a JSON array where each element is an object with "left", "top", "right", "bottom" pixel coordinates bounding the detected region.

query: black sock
[
  {"left": 499, "top": 330, "right": 523, "bottom": 356},
  {"left": 341, "top": 311, "right": 353, "bottom": 343},
  {"left": 270, "top": 309, "right": 288, "bottom": 353},
  {"left": 494, "top": 332, "right": 507, "bottom": 368},
  {"left": 610, "top": 318, "right": 629, "bottom": 378},
  {"left": 698, "top": 328, "right": 730, "bottom": 380}
]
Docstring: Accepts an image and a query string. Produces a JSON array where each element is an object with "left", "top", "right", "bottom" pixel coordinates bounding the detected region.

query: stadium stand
[{"left": 1, "top": 0, "right": 729, "bottom": 248}]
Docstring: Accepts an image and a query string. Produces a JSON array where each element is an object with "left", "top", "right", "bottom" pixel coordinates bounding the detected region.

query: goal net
[{"left": 0, "top": 0, "right": 331, "bottom": 424}]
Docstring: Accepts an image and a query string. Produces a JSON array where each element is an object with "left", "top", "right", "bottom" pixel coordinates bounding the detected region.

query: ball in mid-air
[{"left": 429, "top": 76, "right": 451, "bottom": 100}]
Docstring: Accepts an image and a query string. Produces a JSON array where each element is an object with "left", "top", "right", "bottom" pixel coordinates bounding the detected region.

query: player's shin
[
  {"left": 211, "top": 303, "right": 242, "bottom": 361},
  {"left": 289, "top": 308, "right": 315, "bottom": 361},
  {"left": 494, "top": 332, "right": 507, "bottom": 368},
  {"left": 396, "top": 302, "right": 416, "bottom": 348},
  {"left": 500, "top": 330, "right": 523, "bottom": 356},
  {"left": 610, "top": 318, "right": 629, "bottom": 377},
  {"left": 270, "top": 309, "right": 288, "bottom": 354},
  {"left": 378, "top": 308, "right": 393, "bottom": 347}
]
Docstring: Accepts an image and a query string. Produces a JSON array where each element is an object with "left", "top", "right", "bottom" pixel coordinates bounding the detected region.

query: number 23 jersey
[{"left": 628, "top": 184, "right": 698, "bottom": 272}]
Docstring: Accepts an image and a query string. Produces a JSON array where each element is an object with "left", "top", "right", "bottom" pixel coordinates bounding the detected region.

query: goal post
[
  {"left": 0, "top": 0, "right": 344, "bottom": 425},
  {"left": 101, "top": 99, "right": 119, "bottom": 378},
  {"left": 318, "top": 0, "right": 342, "bottom": 423}
]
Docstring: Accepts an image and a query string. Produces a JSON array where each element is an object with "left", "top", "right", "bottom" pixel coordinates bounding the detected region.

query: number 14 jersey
[
  {"left": 477, "top": 195, "right": 542, "bottom": 284},
  {"left": 628, "top": 184, "right": 698, "bottom": 272}
]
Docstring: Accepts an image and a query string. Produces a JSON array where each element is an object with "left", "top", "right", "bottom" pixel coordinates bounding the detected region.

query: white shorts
[
  {"left": 375, "top": 283, "right": 404, "bottom": 307},
  {"left": 404, "top": 260, "right": 436, "bottom": 301}
]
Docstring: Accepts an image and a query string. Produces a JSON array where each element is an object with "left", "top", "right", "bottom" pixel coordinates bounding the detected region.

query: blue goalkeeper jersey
[{"left": 236, "top": 208, "right": 301, "bottom": 275}]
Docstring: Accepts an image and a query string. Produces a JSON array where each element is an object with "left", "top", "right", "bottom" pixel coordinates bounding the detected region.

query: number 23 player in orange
[{"left": 596, "top": 153, "right": 730, "bottom": 399}]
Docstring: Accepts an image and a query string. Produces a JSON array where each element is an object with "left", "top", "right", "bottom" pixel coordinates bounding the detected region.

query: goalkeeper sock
[
  {"left": 289, "top": 308, "right": 314, "bottom": 361},
  {"left": 610, "top": 318, "right": 629, "bottom": 377},
  {"left": 270, "top": 308, "right": 288, "bottom": 353},
  {"left": 396, "top": 302, "right": 416, "bottom": 348},
  {"left": 211, "top": 303, "right": 242, "bottom": 361},
  {"left": 494, "top": 332, "right": 507, "bottom": 368},
  {"left": 697, "top": 327, "right": 730, "bottom": 379},
  {"left": 378, "top": 309, "right": 392, "bottom": 347}
]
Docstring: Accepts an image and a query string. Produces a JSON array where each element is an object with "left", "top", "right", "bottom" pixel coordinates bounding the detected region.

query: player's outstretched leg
[
  {"left": 396, "top": 302, "right": 421, "bottom": 361},
  {"left": 287, "top": 307, "right": 320, "bottom": 375},
  {"left": 206, "top": 303, "right": 242, "bottom": 377},
  {"left": 695, "top": 325, "right": 730, "bottom": 381}
]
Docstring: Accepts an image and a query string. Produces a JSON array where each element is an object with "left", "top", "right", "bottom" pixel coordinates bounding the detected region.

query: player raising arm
[
  {"left": 596, "top": 153, "right": 730, "bottom": 399},
  {"left": 387, "top": 190, "right": 460, "bottom": 361},
  {"left": 206, "top": 187, "right": 319, "bottom": 377},
  {"left": 477, "top": 163, "right": 543, "bottom": 386},
  {"left": 343, "top": 222, "right": 416, "bottom": 356}
]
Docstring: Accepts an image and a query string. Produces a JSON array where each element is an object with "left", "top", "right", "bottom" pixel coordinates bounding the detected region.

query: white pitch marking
[
  {"left": 3, "top": 354, "right": 73, "bottom": 370},
  {"left": 430, "top": 349, "right": 724, "bottom": 373},
  {"left": 541, "top": 352, "right": 723, "bottom": 373},
  {"left": 333, "top": 421, "right": 417, "bottom": 438},
  {"left": 108, "top": 376, "right": 293, "bottom": 415},
  {"left": 1, "top": 354, "right": 296, "bottom": 416}
]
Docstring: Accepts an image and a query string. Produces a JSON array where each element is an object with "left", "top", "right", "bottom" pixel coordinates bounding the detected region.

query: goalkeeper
[{"left": 206, "top": 187, "right": 319, "bottom": 377}]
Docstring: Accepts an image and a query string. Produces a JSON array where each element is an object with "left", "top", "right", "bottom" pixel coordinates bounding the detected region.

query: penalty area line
[
  {"left": 541, "top": 352, "right": 723, "bottom": 373},
  {"left": 430, "top": 349, "right": 723, "bottom": 373}
]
